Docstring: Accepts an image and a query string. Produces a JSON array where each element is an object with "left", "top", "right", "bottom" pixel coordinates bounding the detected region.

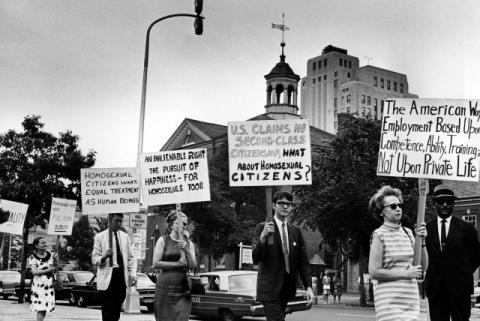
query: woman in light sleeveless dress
[{"left": 368, "top": 186, "right": 428, "bottom": 321}]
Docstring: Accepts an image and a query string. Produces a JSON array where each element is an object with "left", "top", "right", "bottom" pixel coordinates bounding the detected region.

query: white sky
[{"left": 1, "top": 0, "right": 479, "bottom": 168}]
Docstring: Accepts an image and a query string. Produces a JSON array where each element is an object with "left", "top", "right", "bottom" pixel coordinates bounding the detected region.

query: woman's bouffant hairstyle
[
  {"left": 368, "top": 185, "right": 403, "bottom": 222},
  {"left": 32, "top": 236, "right": 44, "bottom": 248},
  {"left": 165, "top": 210, "right": 186, "bottom": 235}
]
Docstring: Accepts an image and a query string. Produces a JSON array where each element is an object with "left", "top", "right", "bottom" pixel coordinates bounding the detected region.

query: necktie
[
  {"left": 114, "top": 231, "right": 124, "bottom": 269},
  {"left": 282, "top": 223, "right": 290, "bottom": 273},
  {"left": 440, "top": 219, "right": 446, "bottom": 251}
]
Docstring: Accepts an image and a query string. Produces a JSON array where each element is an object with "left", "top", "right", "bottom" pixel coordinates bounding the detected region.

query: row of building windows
[
  {"left": 312, "top": 57, "right": 353, "bottom": 71},
  {"left": 373, "top": 76, "right": 404, "bottom": 93}
]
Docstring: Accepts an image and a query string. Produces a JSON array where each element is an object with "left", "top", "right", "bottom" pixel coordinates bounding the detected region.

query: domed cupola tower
[{"left": 264, "top": 41, "right": 300, "bottom": 119}]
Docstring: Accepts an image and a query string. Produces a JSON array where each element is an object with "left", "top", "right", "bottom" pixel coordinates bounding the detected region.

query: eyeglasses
[
  {"left": 383, "top": 203, "right": 403, "bottom": 210},
  {"left": 435, "top": 198, "right": 454, "bottom": 206},
  {"left": 276, "top": 201, "right": 292, "bottom": 207}
]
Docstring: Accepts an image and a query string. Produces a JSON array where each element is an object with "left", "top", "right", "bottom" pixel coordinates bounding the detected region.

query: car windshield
[
  {"left": 228, "top": 274, "right": 256, "bottom": 292},
  {"left": 74, "top": 272, "right": 94, "bottom": 283},
  {"left": 0, "top": 272, "right": 20, "bottom": 281}
]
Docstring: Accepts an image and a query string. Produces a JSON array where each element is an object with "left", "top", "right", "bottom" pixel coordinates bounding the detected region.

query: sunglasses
[
  {"left": 435, "top": 199, "right": 454, "bottom": 206},
  {"left": 383, "top": 203, "right": 403, "bottom": 210},
  {"left": 276, "top": 201, "right": 292, "bottom": 207}
]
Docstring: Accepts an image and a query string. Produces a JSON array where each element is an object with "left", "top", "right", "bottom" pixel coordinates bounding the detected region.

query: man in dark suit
[
  {"left": 425, "top": 184, "right": 480, "bottom": 321},
  {"left": 252, "top": 191, "right": 314, "bottom": 321}
]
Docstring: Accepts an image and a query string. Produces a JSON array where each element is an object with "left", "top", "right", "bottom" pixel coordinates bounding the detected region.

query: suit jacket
[
  {"left": 252, "top": 221, "right": 312, "bottom": 301},
  {"left": 92, "top": 229, "right": 136, "bottom": 291},
  {"left": 424, "top": 215, "right": 480, "bottom": 297}
]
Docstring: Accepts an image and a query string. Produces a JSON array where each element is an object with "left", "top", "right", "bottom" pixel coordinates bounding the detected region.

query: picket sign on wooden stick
[{"left": 413, "top": 178, "right": 429, "bottom": 268}]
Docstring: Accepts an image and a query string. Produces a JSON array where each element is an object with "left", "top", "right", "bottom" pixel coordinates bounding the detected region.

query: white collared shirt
[
  {"left": 437, "top": 215, "right": 452, "bottom": 244},
  {"left": 274, "top": 215, "right": 289, "bottom": 250}
]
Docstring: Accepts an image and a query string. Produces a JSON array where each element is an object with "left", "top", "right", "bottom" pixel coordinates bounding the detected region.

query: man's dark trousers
[
  {"left": 100, "top": 267, "right": 126, "bottom": 321},
  {"left": 428, "top": 277, "right": 471, "bottom": 321},
  {"left": 262, "top": 273, "right": 290, "bottom": 321}
]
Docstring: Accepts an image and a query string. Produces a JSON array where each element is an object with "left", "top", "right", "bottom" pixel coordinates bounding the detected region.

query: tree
[
  {"left": 64, "top": 215, "right": 96, "bottom": 271},
  {"left": 292, "top": 114, "right": 438, "bottom": 304},
  {"left": 0, "top": 115, "right": 95, "bottom": 301}
]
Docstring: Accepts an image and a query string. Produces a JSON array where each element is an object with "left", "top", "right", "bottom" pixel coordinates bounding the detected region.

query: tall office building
[{"left": 300, "top": 45, "right": 418, "bottom": 133}]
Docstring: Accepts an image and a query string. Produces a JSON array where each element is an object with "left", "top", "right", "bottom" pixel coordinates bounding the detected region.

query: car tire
[
  {"left": 220, "top": 309, "right": 238, "bottom": 321},
  {"left": 146, "top": 303, "right": 154, "bottom": 312},
  {"left": 77, "top": 295, "right": 86, "bottom": 308},
  {"left": 68, "top": 293, "right": 76, "bottom": 305}
]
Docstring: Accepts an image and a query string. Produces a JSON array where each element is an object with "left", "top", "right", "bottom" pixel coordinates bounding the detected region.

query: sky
[{"left": 1, "top": 0, "right": 480, "bottom": 168}]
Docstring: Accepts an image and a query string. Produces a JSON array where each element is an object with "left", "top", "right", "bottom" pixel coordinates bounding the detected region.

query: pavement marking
[{"left": 337, "top": 314, "right": 375, "bottom": 318}]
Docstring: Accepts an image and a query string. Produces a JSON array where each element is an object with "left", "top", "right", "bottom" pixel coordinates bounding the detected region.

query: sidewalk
[{"left": 0, "top": 299, "right": 152, "bottom": 321}]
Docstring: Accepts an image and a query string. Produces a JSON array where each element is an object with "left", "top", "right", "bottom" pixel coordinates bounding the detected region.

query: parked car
[
  {"left": 70, "top": 272, "right": 156, "bottom": 311},
  {"left": 0, "top": 270, "right": 21, "bottom": 299},
  {"left": 57, "top": 271, "right": 94, "bottom": 304},
  {"left": 190, "top": 270, "right": 311, "bottom": 321}
]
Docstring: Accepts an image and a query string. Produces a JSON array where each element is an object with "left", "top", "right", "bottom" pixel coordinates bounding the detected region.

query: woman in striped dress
[{"left": 368, "top": 186, "right": 428, "bottom": 321}]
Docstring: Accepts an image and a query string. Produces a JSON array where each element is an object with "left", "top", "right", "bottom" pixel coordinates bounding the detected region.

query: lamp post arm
[{"left": 137, "top": 13, "right": 204, "bottom": 168}]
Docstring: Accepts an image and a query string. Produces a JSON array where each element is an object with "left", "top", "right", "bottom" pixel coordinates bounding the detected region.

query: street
[{"left": 3, "top": 295, "right": 480, "bottom": 321}]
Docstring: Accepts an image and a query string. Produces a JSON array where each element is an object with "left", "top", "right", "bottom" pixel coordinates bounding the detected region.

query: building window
[
  {"left": 387, "top": 80, "right": 391, "bottom": 90},
  {"left": 324, "top": 58, "right": 328, "bottom": 67},
  {"left": 374, "top": 76, "right": 378, "bottom": 87},
  {"left": 394, "top": 82, "right": 397, "bottom": 92},
  {"left": 313, "top": 78, "right": 316, "bottom": 84},
  {"left": 367, "top": 96, "right": 371, "bottom": 105},
  {"left": 313, "top": 62, "right": 316, "bottom": 71},
  {"left": 324, "top": 74, "right": 327, "bottom": 80},
  {"left": 339, "top": 58, "right": 342, "bottom": 66},
  {"left": 400, "top": 84, "right": 404, "bottom": 93},
  {"left": 318, "top": 76, "right": 321, "bottom": 82},
  {"left": 334, "top": 71, "right": 338, "bottom": 77},
  {"left": 324, "top": 251, "right": 335, "bottom": 268},
  {"left": 463, "top": 215, "right": 477, "bottom": 227},
  {"left": 347, "top": 72, "right": 351, "bottom": 78},
  {"left": 334, "top": 79, "right": 338, "bottom": 87},
  {"left": 348, "top": 60, "right": 352, "bottom": 68},
  {"left": 374, "top": 98, "right": 378, "bottom": 108},
  {"left": 341, "top": 96, "right": 345, "bottom": 104},
  {"left": 361, "top": 95, "right": 366, "bottom": 104},
  {"left": 361, "top": 107, "right": 366, "bottom": 117},
  {"left": 347, "top": 95, "right": 351, "bottom": 103},
  {"left": 380, "top": 78, "right": 384, "bottom": 89},
  {"left": 334, "top": 98, "right": 338, "bottom": 107}
]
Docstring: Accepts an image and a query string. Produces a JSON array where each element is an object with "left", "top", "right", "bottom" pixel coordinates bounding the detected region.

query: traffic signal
[
  {"left": 194, "top": 0, "right": 203, "bottom": 15},
  {"left": 194, "top": 0, "right": 203, "bottom": 35}
]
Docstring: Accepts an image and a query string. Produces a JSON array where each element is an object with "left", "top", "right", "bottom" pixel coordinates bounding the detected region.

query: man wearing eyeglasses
[
  {"left": 424, "top": 184, "right": 480, "bottom": 321},
  {"left": 252, "top": 191, "right": 314, "bottom": 321}
]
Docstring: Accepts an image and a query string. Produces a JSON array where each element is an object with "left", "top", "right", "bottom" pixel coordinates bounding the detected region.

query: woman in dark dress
[{"left": 152, "top": 211, "right": 196, "bottom": 321}]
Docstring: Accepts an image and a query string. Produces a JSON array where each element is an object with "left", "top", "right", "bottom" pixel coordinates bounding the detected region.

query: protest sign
[
  {"left": 228, "top": 119, "right": 312, "bottom": 186},
  {"left": 129, "top": 213, "right": 147, "bottom": 229},
  {"left": 377, "top": 98, "right": 480, "bottom": 181},
  {"left": 140, "top": 148, "right": 210, "bottom": 206},
  {"left": 0, "top": 199, "right": 29, "bottom": 235},
  {"left": 47, "top": 198, "right": 77, "bottom": 235},
  {"left": 81, "top": 168, "right": 140, "bottom": 215},
  {"left": 132, "top": 232, "right": 142, "bottom": 259}
]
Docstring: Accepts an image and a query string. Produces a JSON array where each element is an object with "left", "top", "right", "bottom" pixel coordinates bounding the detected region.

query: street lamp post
[{"left": 137, "top": 13, "right": 204, "bottom": 168}]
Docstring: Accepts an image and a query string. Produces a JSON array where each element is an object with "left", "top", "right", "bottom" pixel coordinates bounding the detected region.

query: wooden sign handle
[
  {"left": 175, "top": 204, "right": 186, "bottom": 260},
  {"left": 412, "top": 178, "right": 428, "bottom": 267}
]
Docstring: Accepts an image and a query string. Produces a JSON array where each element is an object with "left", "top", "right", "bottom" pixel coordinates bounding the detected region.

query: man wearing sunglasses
[
  {"left": 252, "top": 191, "right": 314, "bottom": 321},
  {"left": 424, "top": 184, "right": 480, "bottom": 321}
]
